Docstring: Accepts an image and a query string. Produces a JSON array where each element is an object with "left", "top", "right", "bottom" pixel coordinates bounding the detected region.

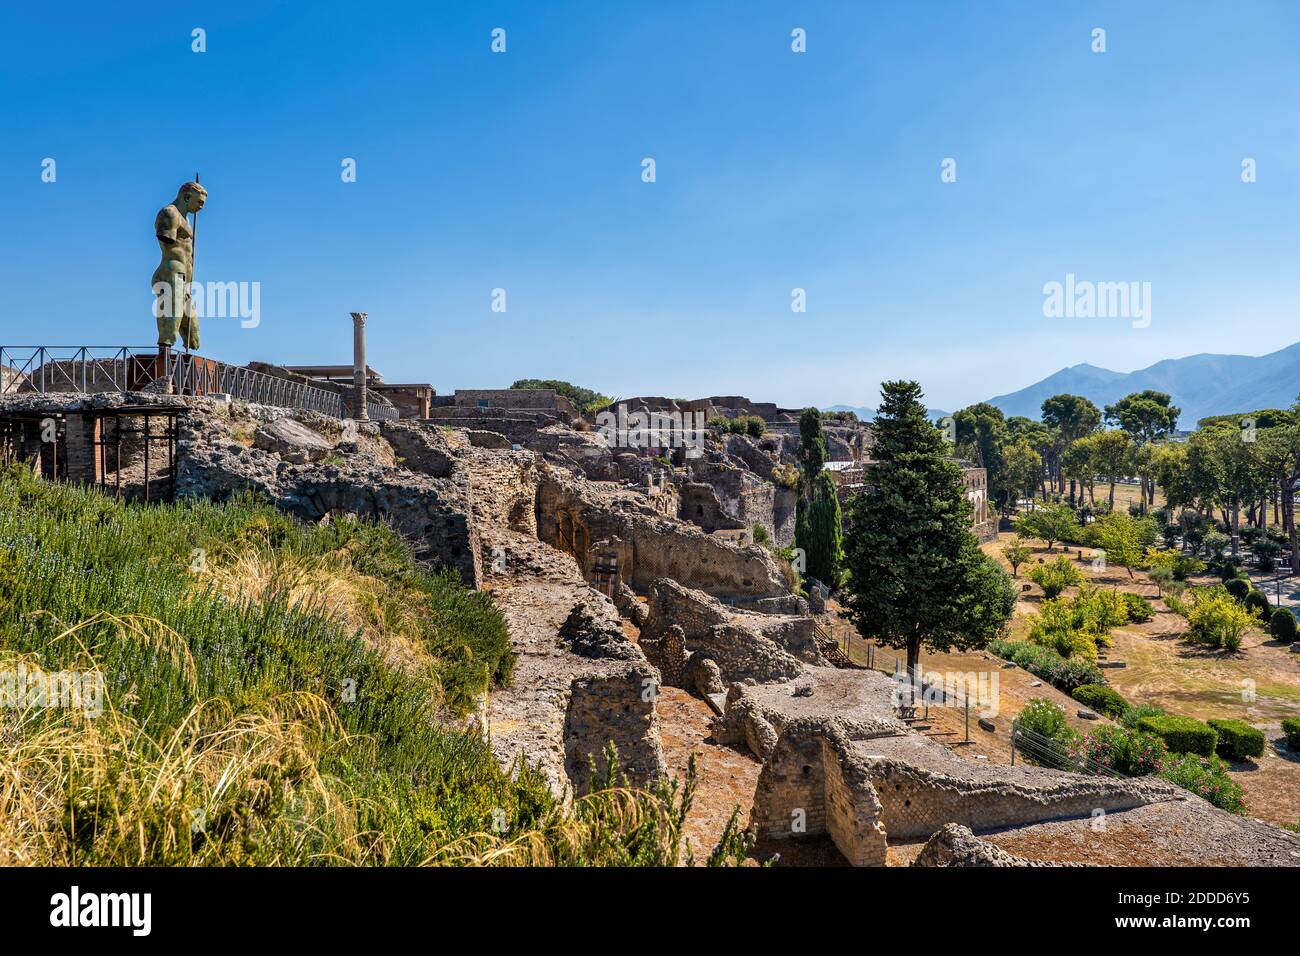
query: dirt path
[{"left": 654, "top": 686, "right": 763, "bottom": 864}]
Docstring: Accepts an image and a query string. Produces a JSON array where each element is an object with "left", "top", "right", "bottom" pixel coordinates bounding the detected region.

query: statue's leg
[
  {"left": 180, "top": 293, "right": 200, "bottom": 351},
  {"left": 154, "top": 274, "right": 182, "bottom": 348}
]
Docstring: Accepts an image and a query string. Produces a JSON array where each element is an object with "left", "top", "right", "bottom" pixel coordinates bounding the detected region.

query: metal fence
[{"left": 2, "top": 346, "right": 345, "bottom": 418}]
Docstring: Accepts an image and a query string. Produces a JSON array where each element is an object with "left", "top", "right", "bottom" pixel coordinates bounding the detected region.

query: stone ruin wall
[
  {"left": 535, "top": 474, "right": 792, "bottom": 601},
  {"left": 750, "top": 719, "right": 890, "bottom": 866},
  {"left": 865, "top": 761, "right": 1167, "bottom": 841},
  {"left": 749, "top": 717, "right": 1182, "bottom": 866}
]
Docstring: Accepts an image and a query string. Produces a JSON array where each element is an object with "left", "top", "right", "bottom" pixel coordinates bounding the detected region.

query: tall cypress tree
[
  {"left": 795, "top": 408, "right": 842, "bottom": 587},
  {"left": 842, "top": 381, "right": 1014, "bottom": 676}
]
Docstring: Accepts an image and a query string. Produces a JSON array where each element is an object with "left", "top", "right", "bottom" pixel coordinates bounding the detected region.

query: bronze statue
[{"left": 152, "top": 180, "right": 207, "bottom": 352}]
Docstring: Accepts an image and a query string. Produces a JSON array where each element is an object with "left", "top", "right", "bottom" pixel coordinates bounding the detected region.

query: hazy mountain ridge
[
  {"left": 825, "top": 404, "right": 950, "bottom": 422},
  {"left": 985, "top": 342, "right": 1300, "bottom": 426}
]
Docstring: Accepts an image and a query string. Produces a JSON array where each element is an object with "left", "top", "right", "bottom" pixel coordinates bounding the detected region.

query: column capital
[{"left": 350, "top": 311, "right": 368, "bottom": 326}]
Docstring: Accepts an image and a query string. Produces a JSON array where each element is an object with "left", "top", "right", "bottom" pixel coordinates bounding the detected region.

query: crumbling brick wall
[{"left": 751, "top": 718, "right": 889, "bottom": 867}]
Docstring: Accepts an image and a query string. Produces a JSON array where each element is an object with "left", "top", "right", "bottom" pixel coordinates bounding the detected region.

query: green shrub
[
  {"left": 1013, "top": 699, "right": 1077, "bottom": 769},
  {"left": 1282, "top": 717, "right": 1300, "bottom": 750},
  {"left": 1072, "top": 683, "right": 1130, "bottom": 718},
  {"left": 1026, "top": 555, "right": 1084, "bottom": 599},
  {"left": 1120, "top": 592, "right": 1154, "bottom": 623},
  {"left": 1120, "top": 702, "right": 1168, "bottom": 729},
  {"left": 1180, "top": 586, "right": 1256, "bottom": 651},
  {"left": 987, "top": 639, "right": 1105, "bottom": 692},
  {"left": 0, "top": 470, "right": 714, "bottom": 866},
  {"left": 1018, "top": 698, "right": 1069, "bottom": 739},
  {"left": 1067, "top": 724, "right": 1165, "bottom": 776},
  {"left": 1270, "top": 608, "right": 1298, "bottom": 643},
  {"left": 1136, "top": 715, "right": 1218, "bottom": 756},
  {"left": 1158, "top": 753, "right": 1245, "bottom": 813},
  {"left": 1206, "top": 719, "right": 1266, "bottom": 761},
  {"left": 1224, "top": 577, "right": 1250, "bottom": 601},
  {"left": 1173, "top": 554, "right": 1205, "bottom": 580},
  {"left": 1243, "top": 589, "right": 1271, "bottom": 623}
]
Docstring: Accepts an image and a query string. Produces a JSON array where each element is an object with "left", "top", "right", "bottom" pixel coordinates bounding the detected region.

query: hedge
[
  {"left": 1206, "top": 719, "right": 1266, "bottom": 761},
  {"left": 1224, "top": 577, "right": 1250, "bottom": 601},
  {"left": 987, "top": 639, "right": 1105, "bottom": 693},
  {"left": 1243, "top": 589, "right": 1271, "bottom": 623},
  {"left": 1282, "top": 717, "right": 1300, "bottom": 751},
  {"left": 1071, "top": 683, "right": 1130, "bottom": 719},
  {"left": 1271, "top": 608, "right": 1298, "bottom": 643},
  {"left": 1136, "top": 715, "right": 1218, "bottom": 757}
]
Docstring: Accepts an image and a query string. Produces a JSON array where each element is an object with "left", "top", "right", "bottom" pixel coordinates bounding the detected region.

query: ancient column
[{"left": 350, "top": 312, "right": 369, "bottom": 422}]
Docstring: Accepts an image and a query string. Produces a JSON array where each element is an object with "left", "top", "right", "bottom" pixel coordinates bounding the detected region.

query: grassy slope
[{"left": 0, "top": 471, "right": 723, "bottom": 866}]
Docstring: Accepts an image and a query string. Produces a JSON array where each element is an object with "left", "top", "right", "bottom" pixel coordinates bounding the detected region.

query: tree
[
  {"left": 1041, "top": 395, "right": 1101, "bottom": 498},
  {"left": 1060, "top": 439, "right": 1095, "bottom": 505},
  {"left": 511, "top": 379, "right": 613, "bottom": 414},
  {"left": 1000, "top": 439, "right": 1043, "bottom": 510},
  {"left": 842, "top": 381, "right": 1015, "bottom": 677},
  {"left": 1105, "top": 390, "right": 1181, "bottom": 444},
  {"left": 795, "top": 408, "right": 841, "bottom": 586},
  {"left": 1015, "top": 502, "right": 1081, "bottom": 550},
  {"left": 1105, "top": 391, "right": 1181, "bottom": 506},
  {"left": 1080, "top": 430, "right": 1132, "bottom": 509},
  {"left": 953, "top": 402, "right": 1008, "bottom": 506},
  {"left": 1093, "top": 513, "right": 1156, "bottom": 580},
  {"left": 1008, "top": 416, "right": 1056, "bottom": 500},
  {"left": 1001, "top": 535, "right": 1033, "bottom": 577}
]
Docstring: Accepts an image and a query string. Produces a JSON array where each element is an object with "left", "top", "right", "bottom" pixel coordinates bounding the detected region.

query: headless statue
[{"left": 152, "top": 181, "right": 207, "bottom": 352}]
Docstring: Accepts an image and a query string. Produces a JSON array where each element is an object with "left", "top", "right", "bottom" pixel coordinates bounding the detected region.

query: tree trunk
[
  {"left": 1286, "top": 472, "right": 1298, "bottom": 574},
  {"left": 1230, "top": 501, "right": 1240, "bottom": 558}
]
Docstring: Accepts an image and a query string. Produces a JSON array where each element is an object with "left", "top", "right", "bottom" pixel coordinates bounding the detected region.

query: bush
[
  {"left": 987, "top": 639, "right": 1105, "bottom": 693},
  {"left": 1206, "top": 719, "right": 1266, "bottom": 761},
  {"left": 1136, "top": 715, "right": 1219, "bottom": 756},
  {"left": 1281, "top": 717, "right": 1300, "bottom": 751},
  {"left": 1067, "top": 724, "right": 1166, "bottom": 776},
  {"left": 1270, "top": 608, "right": 1298, "bottom": 643},
  {"left": 1027, "top": 555, "right": 1084, "bottom": 599},
  {"left": 1120, "top": 702, "right": 1167, "bottom": 730},
  {"left": 1243, "top": 589, "right": 1271, "bottom": 623},
  {"left": 1181, "top": 586, "right": 1256, "bottom": 651},
  {"left": 1224, "top": 577, "right": 1250, "bottom": 601},
  {"left": 1018, "top": 698, "right": 1069, "bottom": 739},
  {"left": 1072, "top": 683, "right": 1130, "bottom": 718},
  {"left": 1158, "top": 753, "right": 1245, "bottom": 813},
  {"left": 1013, "top": 699, "right": 1077, "bottom": 769},
  {"left": 1120, "top": 592, "right": 1154, "bottom": 623}
]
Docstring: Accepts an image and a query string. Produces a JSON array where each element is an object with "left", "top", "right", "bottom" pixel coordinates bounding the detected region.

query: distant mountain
[
  {"left": 824, "top": 404, "right": 950, "bottom": 422},
  {"left": 986, "top": 342, "right": 1300, "bottom": 426}
]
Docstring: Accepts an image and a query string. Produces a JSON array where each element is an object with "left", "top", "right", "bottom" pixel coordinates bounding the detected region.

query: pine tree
[{"left": 842, "top": 381, "right": 1015, "bottom": 677}]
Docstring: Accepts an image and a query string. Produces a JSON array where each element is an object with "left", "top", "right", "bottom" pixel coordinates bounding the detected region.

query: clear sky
[{"left": 2, "top": 1, "right": 1298, "bottom": 411}]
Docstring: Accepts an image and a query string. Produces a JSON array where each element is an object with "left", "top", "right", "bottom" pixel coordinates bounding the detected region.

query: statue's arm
[{"left": 155, "top": 206, "right": 183, "bottom": 247}]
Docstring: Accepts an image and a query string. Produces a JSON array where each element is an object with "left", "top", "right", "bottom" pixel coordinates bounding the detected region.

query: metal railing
[
  {"left": 1, "top": 346, "right": 151, "bottom": 395},
  {"left": 1010, "top": 719, "right": 1126, "bottom": 777},
  {"left": 2, "top": 346, "right": 346, "bottom": 418}
]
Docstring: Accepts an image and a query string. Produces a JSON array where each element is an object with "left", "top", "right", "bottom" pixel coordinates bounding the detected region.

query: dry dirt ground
[
  {"left": 653, "top": 686, "right": 764, "bottom": 864},
  {"left": 827, "top": 528, "right": 1300, "bottom": 828}
]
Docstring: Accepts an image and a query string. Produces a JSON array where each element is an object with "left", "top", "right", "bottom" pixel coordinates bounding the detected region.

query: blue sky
[{"left": 2, "top": 1, "right": 1299, "bottom": 411}]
